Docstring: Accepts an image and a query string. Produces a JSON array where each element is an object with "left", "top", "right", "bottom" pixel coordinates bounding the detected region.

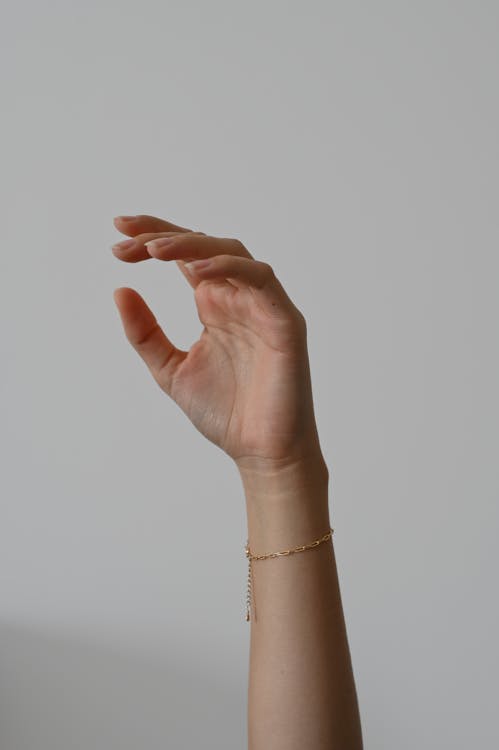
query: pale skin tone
[{"left": 111, "top": 214, "right": 363, "bottom": 749}]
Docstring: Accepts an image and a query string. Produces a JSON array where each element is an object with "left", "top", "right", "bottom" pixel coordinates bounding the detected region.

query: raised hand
[{"left": 111, "top": 214, "right": 326, "bottom": 476}]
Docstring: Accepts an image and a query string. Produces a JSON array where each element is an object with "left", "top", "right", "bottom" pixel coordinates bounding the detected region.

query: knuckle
[
  {"left": 259, "top": 261, "right": 275, "bottom": 278},
  {"left": 294, "top": 308, "right": 307, "bottom": 331},
  {"left": 280, "top": 306, "right": 307, "bottom": 334},
  {"left": 231, "top": 238, "right": 246, "bottom": 254},
  {"left": 133, "top": 322, "right": 161, "bottom": 348}
]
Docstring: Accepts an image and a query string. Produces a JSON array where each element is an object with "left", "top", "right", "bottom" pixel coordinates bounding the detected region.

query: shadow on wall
[{"left": 0, "top": 621, "right": 245, "bottom": 750}]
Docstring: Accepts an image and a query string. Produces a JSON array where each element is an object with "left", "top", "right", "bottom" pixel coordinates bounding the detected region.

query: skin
[{"left": 111, "top": 214, "right": 363, "bottom": 749}]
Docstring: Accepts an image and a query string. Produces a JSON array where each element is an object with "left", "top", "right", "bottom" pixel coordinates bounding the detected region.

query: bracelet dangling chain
[{"left": 244, "top": 527, "right": 334, "bottom": 622}]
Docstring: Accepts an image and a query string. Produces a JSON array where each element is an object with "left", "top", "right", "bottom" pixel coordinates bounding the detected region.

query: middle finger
[
  {"left": 145, "top": 234, "right": 254, "bottom": 263},
  {"left": 111, "top": 231, "right": 204, "bottom": 263}
]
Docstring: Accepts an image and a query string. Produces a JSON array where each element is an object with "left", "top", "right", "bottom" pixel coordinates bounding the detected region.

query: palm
[{"left": 164, "top": 280, "right": 313, "bottom": 464}]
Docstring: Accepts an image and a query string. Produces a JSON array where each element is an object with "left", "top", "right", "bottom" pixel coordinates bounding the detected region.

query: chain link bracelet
[{"left": 244, "top": 527, "right": 334, "bottom": 622}]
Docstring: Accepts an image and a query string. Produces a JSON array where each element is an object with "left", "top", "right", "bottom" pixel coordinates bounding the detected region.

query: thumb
[{"left": 113, "top": 287, "right": 187, "bottom": 393}]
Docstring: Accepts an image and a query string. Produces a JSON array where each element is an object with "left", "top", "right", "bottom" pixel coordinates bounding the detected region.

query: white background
[{"left": 1, "top": 1, "right": 498, "bottom": 747}]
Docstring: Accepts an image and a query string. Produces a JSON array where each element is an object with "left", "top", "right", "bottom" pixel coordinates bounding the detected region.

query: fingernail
[
  {"left": 112, "top": 239, "right": 136, "bottom": 250},
  {"left": 116, "top": 215, "right": 137, "bottom": 221},
  {"left": 145, "top": 237, "right": 175, "bottom": 251},
  {"left": 184, "top": 258, "right": 211, "bottom": 273}
]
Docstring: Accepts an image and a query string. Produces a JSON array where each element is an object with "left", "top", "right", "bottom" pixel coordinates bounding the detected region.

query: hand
[{"left": 111, "top": 214, "right": 327, "bottom": 477}]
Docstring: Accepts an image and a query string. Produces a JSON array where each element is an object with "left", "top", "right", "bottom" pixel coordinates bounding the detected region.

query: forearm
[{"left": 240, "top": 457, "right": 363, "bottom": 750}]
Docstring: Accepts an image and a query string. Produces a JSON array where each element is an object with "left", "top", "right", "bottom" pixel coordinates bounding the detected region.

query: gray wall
[{"left": 1, "top": 1, "right": 498, "bottom": 747}]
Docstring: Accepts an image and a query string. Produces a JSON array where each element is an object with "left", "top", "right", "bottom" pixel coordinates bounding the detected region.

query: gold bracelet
[{"left": 244, "top": 527, "right": 334, "bottom": 622}]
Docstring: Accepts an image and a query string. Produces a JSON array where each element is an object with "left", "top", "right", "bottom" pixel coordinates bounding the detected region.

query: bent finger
[
  {"left": 144, "top": 234, "right": 254, "bottom": 262},
  {"left": 184, "top": 254, "right": 301, "bottom": 320},
  {"left": 111, "top": 230, "right": 206, "bottom": 264},
  {"left": 111, "top": 231, "right": 206, "bottom": 291}
]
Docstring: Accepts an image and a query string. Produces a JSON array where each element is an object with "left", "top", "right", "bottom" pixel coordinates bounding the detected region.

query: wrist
[
  {"left": 236, "top": 453, "right": 331, "bottom": 555},
  {"left": 236, "top": 451, "right": 329, "bottom": 501}
]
